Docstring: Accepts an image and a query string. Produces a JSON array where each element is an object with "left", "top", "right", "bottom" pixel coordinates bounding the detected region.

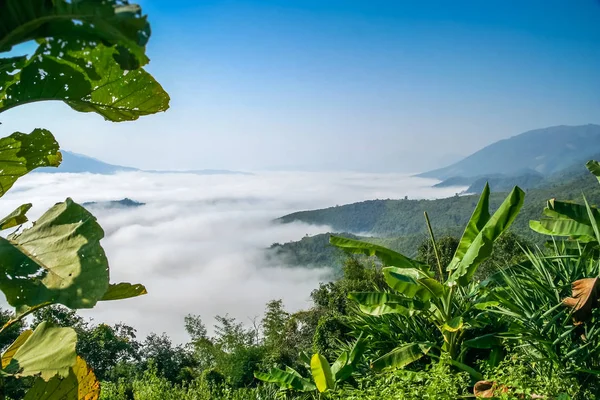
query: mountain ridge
[
  {"left": 36, "top": 151, "right": 251, "bottom": 176},
  {"left": 419, "top": 124, "right": 600, "bottom": 180}
]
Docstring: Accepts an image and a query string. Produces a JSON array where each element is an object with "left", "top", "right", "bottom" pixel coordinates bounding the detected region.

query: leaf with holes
[
  {"left": 0, "top": 129, "right": 61, "bottom": 198},
  {"left": 0, "top": 0, "right": 150, "bottom": 69},
  {"left": 1, "top": 41, "right": 169, "bottom": 121},
  {"left": 0, "top": 198, "right": 109, "bottom": 315}
]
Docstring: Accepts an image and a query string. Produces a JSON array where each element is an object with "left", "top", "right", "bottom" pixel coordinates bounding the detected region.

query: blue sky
[{"left": 3, "top": 0, "right": 600, "bottom": 172}]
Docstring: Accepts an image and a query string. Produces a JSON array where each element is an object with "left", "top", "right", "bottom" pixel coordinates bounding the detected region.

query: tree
[{"left": 141, "top": 333, "right": 196, "bottom": 384}]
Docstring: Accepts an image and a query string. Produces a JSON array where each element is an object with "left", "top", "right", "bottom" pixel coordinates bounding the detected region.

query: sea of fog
[{"left": 0, "top": 171, "right": 461, "bottom": 343}]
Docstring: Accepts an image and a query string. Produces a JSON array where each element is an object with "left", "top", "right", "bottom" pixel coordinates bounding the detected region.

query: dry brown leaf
[
  {"left": 562, "top": 278, "right": 600, "bottom": 324},
  {"left": 474, "top": 380, "right": 495, "bottom": 398}
]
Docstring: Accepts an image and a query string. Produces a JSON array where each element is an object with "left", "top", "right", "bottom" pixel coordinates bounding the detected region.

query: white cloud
[{"left": 0, "top": 171, "right": 458, "bottom": 343}]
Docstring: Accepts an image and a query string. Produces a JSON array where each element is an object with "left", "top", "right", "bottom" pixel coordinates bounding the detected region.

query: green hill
[
  {"left": 419, "top": 124, "right": 600, "bottom": 180},
  {"left": 273, "top": 168, "right": 600, "bottom": 270}
]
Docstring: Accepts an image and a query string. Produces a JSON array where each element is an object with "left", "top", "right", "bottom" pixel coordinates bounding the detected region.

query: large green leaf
[
  {"left": 254, "top": 368, "right": 316, "bottom": 392},
  {"left": 0, "top": 0, "right": 150, "bottom": 68},
  {"left": 547, "top": 199, "right": 600, "bottom": 224},
  {"left": 584, "top": 196, "right": 600, "bottom": 244},
  {"left": 0, "top": 198, "right": 109, "bottom": 314},
  {"left": 463, "top": 333, "right": 502, "bottom": 349},
  {"left": 348, "top": 333, "right": 367, "bottom": 366},
  {"left": 370, "top": 343, "right": 431, "bottom": 371},
  {"left": 1, "top": 330, "right": 33, "bottom": 369},
  {"left": 1, "top": 41, "right": 169, "bottom": 121},
  {"left": 447, "top": 186, "right": 525, "bottom": 286},
  {"left": 531, "top": 217, "right": 596, "bottom": 239},
  {"left": 448, "top": 359, "right": 483, "bottom": 380},
  {"left": 24, "top": 356, "right": 100, "bottom": 400},
  {"left": 330, "top": 351, "right": 348, "bottom": 380},
  {"left": 330, "top": 236, "right": 431, "bottom": 273},
  {"left": 2, "top": 322, "right": 77, "bottom": 380},
  {"left": 0, "top": 56, "right": 26, "bottom": 89},
  {"left": 447, "top": 183, "right": 491, "bottom": 272},
  {"left": 101, "top": 282, "right": 147, "bottom": 301},
  {"left": 348, "top": 292, "right": 425, "bottom": 316},
  {"left": 0, "top": 203, "right": 32, "bottom": 230},
  {"left": 311, "top": 354, "right": 334, "bottom": 393},
  {"left": 383, "top": 267, "right": 432, "bottom": 300},
  {"left": 0, "top": 129, "right": 61, "bottom": 198},
  {"left": 530, "top": 199, "right": 600, "bottom": 241},
  {"left": 586, "top": 160, "right": 600, "bottom": 183},
  {"left": 383, "top": 267, "right": 446, "bottom": 300}
]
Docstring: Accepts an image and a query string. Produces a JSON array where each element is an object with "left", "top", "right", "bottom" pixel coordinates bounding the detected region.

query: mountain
[
  {"left": 37, "top": 151, "right": 137, "bottom": 174},
  {"left": 82, "top": 198, "right": 145, "bottom": 209},
  {"left": 419, "top": 124, "right": 600, "bottom": 180},
  {"left": 35, "top": 151, "right": 250, "bottom": 175}
]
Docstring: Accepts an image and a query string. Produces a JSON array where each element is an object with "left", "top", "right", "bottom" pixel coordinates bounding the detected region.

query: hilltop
[{"left": 419, "top": 124, "right": 600, "bottom": 181}]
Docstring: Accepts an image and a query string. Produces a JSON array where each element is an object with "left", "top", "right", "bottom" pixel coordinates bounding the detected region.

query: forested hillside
[
  {"left": 278, "top": 168, "right": 599, "bottom": 237},
  {"left": 273, "top": 167, "right": 600, "bottom": 269}
]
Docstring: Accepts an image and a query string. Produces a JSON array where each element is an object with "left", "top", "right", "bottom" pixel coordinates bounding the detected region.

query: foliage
[
  {"left": 486, "top": 248, "right": 600, "bottom": 395},
  {"left": 329, "top": 357, "right": 471, "bottom": 400},
  {"left": 331, "top": 185, "right": 524, "bottom": 374},
  {"left": 478, "top": 355, "right": 581, "bottom": 399},
  {"left": 0, "top": 0, "right": 168, "bottom": 397},
  {"left": 254, "top": 335, "right": 366, "bottom": 394}
]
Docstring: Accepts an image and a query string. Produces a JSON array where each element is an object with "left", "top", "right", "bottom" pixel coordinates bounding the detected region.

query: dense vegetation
[
  {"left": 3, "top": 2, "right": 600, "bottom": 400},
  {"left": 0, "top": 164, "right": 592, "bottom": 399}
]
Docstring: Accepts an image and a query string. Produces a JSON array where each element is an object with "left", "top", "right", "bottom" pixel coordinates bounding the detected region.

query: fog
[{"left": 0, "top": 171, "right": 460, "bottom": 343}]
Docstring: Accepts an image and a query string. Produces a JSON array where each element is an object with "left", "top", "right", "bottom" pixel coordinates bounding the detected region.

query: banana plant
[
  {"left": 255, "top": 334, "right": 366, "bottom": 394},
  {"left": 331, "top": 184, "right": 525, "bottom": 375},
  {"left": 0, "top": 1, "right": 169, "bottom": 398},
  {"left": 530, "top": 160, "right": 600, "bottom": 250}
]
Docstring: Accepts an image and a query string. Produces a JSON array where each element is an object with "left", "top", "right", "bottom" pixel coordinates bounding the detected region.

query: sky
[
  {"left": 2, "top": 0, "right": 600, "bottom": 172},
  {"left": 0, "top": 171, "right": 460, "bottom": 343}
]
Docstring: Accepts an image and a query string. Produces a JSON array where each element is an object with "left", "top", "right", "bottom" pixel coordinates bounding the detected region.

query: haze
[
  {"left": 0, "top": 171, "right": 459, "bottom": 342},
  {"left": 2, "top": 0, "right": 599, "bottom": 173}
]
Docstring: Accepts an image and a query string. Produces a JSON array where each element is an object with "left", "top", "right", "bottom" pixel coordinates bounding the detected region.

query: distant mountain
[
  {"left": 82, "top": 198, "right": 145, "bottom": 209},
  {"left": 419, "top": 124, "right": 600, "bottom": 180},
  {"left": 35, "top": 151, "right": 250, "bottom": 175},
  {"left": 37, "top": 151, "right": 137, "bottom": 174}
]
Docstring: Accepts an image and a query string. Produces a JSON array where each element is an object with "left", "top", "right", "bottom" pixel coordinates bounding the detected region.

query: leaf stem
[
  {"left": 424, "top": 212, "right": 444, "bottom": 281},
  {"left": 0, "top": 302, "right": 52, "bottom": 336}
]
